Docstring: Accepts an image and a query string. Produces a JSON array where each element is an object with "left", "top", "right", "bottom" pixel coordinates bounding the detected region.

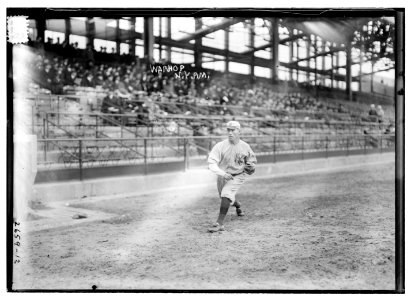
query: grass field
[{"left": 13, "top": 161, "right": 395, "bottom": 290}]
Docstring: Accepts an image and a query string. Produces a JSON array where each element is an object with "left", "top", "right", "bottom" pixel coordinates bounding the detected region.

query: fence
[{"left": 36, "top": 134, "right": 395, "bottom": 182}]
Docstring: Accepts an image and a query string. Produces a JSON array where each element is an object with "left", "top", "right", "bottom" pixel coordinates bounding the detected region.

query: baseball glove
[{"left": 243, "top": 157, "right": 255, "bottom": 175}]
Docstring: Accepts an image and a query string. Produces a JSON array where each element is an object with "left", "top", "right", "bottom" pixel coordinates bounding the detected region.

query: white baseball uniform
[{"left": 208, "top": 139, "right": 257, "bottom": 204}]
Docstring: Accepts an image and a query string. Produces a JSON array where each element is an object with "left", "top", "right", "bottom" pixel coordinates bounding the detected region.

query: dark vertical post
[
  {"left": 194, "top": 18, "right": 203, "bottom": 69},
  {"left": 346, "top": 136, "right": 349, "bottom": 156},
  {"left": 346, "top": 37, "right": 353, "bottom": 101},
  {"left": 120, "top": 116, "right": 124, "bottom": 138},
  {"left": 86, "top": 17, "right": 95, "bottom": 46},
  {"left": 331, "top": 50, "right": 334, "bottom": 89},
  {"left": 325, "top": 136, "right": 328, "bottom": 158},
  {"left": 271, "top": 18, "right": 279, "bottom": 84},
  {"left": 115, "top": 19, "right": 121, "bottom": 55},
  {"left": 301, "top": 135, "right": 304, "bottom": 160},
  {"left": 144, "top": 17, "right": 154, "bottom": 62},
  {"left": 322, "top": 42, "right": 326, "bottom": 86},
  {"left": 79, "top": 140, "right": 83, "bottom": 181},
  {"left": 359, "top": 39, "right": 364, "bottom": 92},
  {"left": 158, "top": 17, "right": 163, "bottom": 59},
  {"left": 224, "top": 27, "right": 230, "bottom": 73},
  {"left": 166, "top": 18, "right": 171, "bottom": 62},
  {"left": 95, "top": 115, "right": 98, "bottom": 138},
  {"left": 395, "top": 11, "right": 405, "bottom": 294},
  {"left": 129, "top": 17, "right": 136, "bottom": 57},
  {"left": 306, "top": 36, "right": 311, "bottom": 72},
  {"left": 65, "top": 19, "right": 71, "bottom": 42},
  {"left": 250, "top": 19, "right": 255, "bottom": 84},
  {"left": 43, "top": 118, "right": 46, "bottom": 139},
  {"left": 289, "top": 31, "right": 293, "bottom": 81},
  {"left": 273, "top": 136, "right": 276, "bottom": 163},
  {"left": 314, "top": 37, "right": 318, "bottom": 89},
  {"left": 35, "top": 16, "right": 46, "bottom": 42},
  {"left": 43, "top": 139, "right": 47, "bottom": 163},
  {"left": 183, "top": 138, "right": 188, "bottom": 171},
  {"left": 296, "top": 35, "right": 299, "bottom": 82},
  {"left": 45, "top": 114, "right": 49, "bottom": 139},
  {"left": 144, "top": 138, "right": 147, "bottom": 175},
  {"left": 314, "top": 36, "right": 319, "bottom": 100},
  {"left": 57, "top": 97, "right": 60, "bottom": 125}
]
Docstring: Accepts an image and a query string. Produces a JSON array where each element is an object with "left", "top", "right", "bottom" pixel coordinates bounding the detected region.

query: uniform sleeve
[{"left": 208, "top": 142, "right": 226, "bottom": 177}]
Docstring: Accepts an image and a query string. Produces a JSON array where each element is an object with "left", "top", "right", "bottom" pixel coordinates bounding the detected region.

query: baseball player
[{"left": 207, "top": 121, "right": 257, "bottom": 233}]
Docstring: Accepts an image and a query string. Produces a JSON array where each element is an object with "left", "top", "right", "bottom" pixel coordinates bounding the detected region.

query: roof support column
[
  {"left": 371, "top": 60, "right": 374, "bottom": 93},
  {"left": 330, "top": 50, "right": 334, "bottom": 89},
  {"left": 194, "top": 18, "right": 203, "bottom": 69},
  {"left": 250, "top": 19, "right": 255, "bottom": 84},
  {"left": 296, "top": 37, "right": 299, "bottom": 82},
  {"left": 115, "top": 19, "right": 121, "bottom": 54},
  {"left": 322, "top": 42, "right": 326, "bottom": 86},
  {"left": 143, "top": 17, "right": 154, "bottom": 62},
  {"left": 345, "top": 38, "right": 352, "bottom": 101},
  {"left": 166, "top": 18, "right": 171, "bottom": 62},
  {"left": 224, "top": 27, "right": 229, "bottom": 73},
  {"left": 336, "top": 49, "right": 340, "bottom": 89},
  {"left": 289, "top": 31, "right": 294, "bottom": 81},
  {"left": 35, "top": 16, "right": 45, "bottom": 42},
  {"left": 86, "top": 17, "right": 95, "bottom": 46},
  {"left": 270, "top": 18, "right": 279, "bottom": 84},
  {"left": 359, "top": 39, "right": 364, "bottom": 92},
  {"left": 129, "top": 17, "right": 136, "bottom": 56},
  {"left": 64, "top": 19, "right": 71, "bottom": 42},
  {"left": 158, "top": 17, "right": 163, "bottom": 60},
  {"left": 314, "top": 37, "right": 318, "bottom": 87},
  {"left": 306, "top": 37, "right": 311, "bottom": 85},
  {"left": 314, "top": 36, "right": 319, "bottom": 99}
]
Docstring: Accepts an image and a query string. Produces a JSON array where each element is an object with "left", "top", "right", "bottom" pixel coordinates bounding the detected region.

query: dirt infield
[{"left": 13, "top": 162, "right": 395, "bottom": 290}]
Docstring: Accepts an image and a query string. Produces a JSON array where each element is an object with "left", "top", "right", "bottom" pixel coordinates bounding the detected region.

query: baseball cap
[{"left": 226, "top": 121, "right": 241, "bottom": 129}]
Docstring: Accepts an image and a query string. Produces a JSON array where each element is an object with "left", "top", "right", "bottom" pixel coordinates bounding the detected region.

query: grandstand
[{"left": 12, "top": 12, "right": 396, "bottom": 183}]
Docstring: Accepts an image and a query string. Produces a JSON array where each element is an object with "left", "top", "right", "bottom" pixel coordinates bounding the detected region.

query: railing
[
  {"left": 37, "top": 134, "right": 395, "bottom": 180},
  {"left": 25, "top": 92, "right": 367, "bottom": 122},
  {"left": 39, "top": 110, "right": 391, "bottom": 140},
  {"left": 43, "top": 112, "right": 153, "bottom": 139}
]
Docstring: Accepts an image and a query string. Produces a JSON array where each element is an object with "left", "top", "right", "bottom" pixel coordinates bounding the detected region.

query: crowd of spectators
[{"left": 26, "top": 39, "right": 390, "bottom": 127}]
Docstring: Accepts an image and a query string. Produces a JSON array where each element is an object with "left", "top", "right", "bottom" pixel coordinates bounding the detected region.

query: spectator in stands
[
  {"left": 377, "top": 105, "right": 385, "bottom": 123},
  {"left": 64, "top": 69, "right": 79, "bottom": 86},
  {"left": 39, "top": 61, "right": 54, "bottom": 90},
  {"left": 94, "top": 72, "right": 105, "bottom": 88},
  {"left": 368, "top": 104, "right": 378, "bottom": 122},
  {"left": 80, "top": 72, "right": 96, "bottom": 88},
  {"left": 368, "top": 104, "right": 377, "bottom": 116},
  {"left": 51, "top": 68, "right": 65, "bottom": 94},
  {"left": 102, "top": 74, "right": 115, "bottom": 90},
  {"left": 101, "top": 91, "right": 122, "bottom": 115}
]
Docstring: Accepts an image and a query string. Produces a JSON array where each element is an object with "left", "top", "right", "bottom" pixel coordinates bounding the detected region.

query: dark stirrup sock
[{"left": 217, "top": 197, "right": 231, "bottom": 225}]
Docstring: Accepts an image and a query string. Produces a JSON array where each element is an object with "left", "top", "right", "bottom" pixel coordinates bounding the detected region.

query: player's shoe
[
  {"left": 233, "top": 201, "right": 245, "bottom": 217},
  {"left": 207, "top": 222, "right": 225, "bottom": 233},
  {"left": 236, "top": 207, "right": 245, "bottom": 217}
]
